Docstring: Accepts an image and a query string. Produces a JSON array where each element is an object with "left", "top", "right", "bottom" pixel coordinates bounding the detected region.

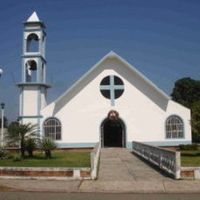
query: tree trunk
[
  {"left": 21, "top": 137, "right": 25, "bottom": 158},
  {"left": 45, "top": 150, "right": 51, "bottom": 159},
  {"left": 28, "top": 150, "right": 33, "bottom": 157}
]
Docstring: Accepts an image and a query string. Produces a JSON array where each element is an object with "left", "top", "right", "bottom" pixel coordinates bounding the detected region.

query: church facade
[{"left": 18, "top": 12, "right": 192, "bottom": 149}]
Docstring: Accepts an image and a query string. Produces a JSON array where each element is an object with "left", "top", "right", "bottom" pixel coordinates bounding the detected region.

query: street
[{"left": 1, "top": 192, "right": 200, "bottom": 200}]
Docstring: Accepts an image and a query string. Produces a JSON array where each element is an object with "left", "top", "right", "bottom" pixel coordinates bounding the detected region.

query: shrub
[
  {"left": 192, "top": 132, "right": 200, "bottom": 143},
  {"left": 6, "top": 154, "right": 14, "bottom": 159},
  {"left": 179, "top": 144, "right": 199, "bottom": 151},
  {"left": 12, "top": 155, "right": 21, "bottom": 162},
  {"left": 0, "top": 149, "right": 8, "bottom": 160},
  {"left": 40, "top": 137, "right": 56, "bottom": 159},
  {"left": 25, "top": 138, "right": 37, "bottom": 157}
]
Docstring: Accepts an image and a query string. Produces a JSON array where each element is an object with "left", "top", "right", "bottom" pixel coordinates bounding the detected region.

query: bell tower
[{"left": 17, "top": 12, "right": 50, "bottom": 125}]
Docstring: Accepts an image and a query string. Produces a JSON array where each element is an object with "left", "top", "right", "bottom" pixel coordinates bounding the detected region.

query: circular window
[{"left": 100, "top": 75, "right": 124, "bottom": 100}]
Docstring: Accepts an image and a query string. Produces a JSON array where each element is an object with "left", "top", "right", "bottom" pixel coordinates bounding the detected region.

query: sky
[{"left": 0, "top": 0, "right": 200, "bottom": 122}]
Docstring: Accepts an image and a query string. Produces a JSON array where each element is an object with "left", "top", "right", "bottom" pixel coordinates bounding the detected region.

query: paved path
[
  {"left": 97, "top": 148, "right": 170, "bottom": 181},
  {"left": 1, "top": 192, "right": 200, "bottom": 200},
  {"left": 80, "top": 148, "right": 173, "bottom": 192}
]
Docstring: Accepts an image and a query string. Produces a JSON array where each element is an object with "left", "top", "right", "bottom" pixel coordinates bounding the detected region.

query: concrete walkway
[
  {"left": 0, "top": 148, "right": 200, "bottom": 193},
  {"left": 97, "top": 148, "right": 170, "bottom": 181},
  {"left": 80, "top": 148, "right": 172, "bottom": 192}
]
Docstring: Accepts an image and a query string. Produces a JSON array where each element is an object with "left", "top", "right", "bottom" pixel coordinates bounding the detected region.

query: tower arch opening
[
  {"left": 26, "top": 33, "right": 39, "bottom": 52},
  {"left": 25, "top": 60, "right": 37, "bottom": 82}
]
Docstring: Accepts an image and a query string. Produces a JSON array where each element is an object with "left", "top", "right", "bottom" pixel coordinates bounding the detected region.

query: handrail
[
  {"left": 90, "top": 143, "right": 101, "bottom": 179},
  {"left": 132, "top": 141, "right": 181, "bottom": 179}
]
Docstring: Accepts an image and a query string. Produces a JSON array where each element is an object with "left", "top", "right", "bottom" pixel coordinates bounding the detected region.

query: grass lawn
[
  {"left": 181, "top": 151, "right": 200, "bottom": 167},
  {"left": 0, "top": 150, "right": 90, "bottom": 168}
]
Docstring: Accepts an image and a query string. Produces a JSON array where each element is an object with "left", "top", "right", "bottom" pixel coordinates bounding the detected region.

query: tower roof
[
  {"left": 24, "top": 11, "right": 45, "bottom": 28},
  {"left": 27, "top": 11, "right": 40, "bottom": 22}
]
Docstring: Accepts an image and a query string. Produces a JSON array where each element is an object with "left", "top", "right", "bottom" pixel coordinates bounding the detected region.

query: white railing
[
  {"left": 90, "top": 143, "right": 101, "bottom": 179},
  {"left": 132, "top": 141, "right": 181, "bottom": 179}
]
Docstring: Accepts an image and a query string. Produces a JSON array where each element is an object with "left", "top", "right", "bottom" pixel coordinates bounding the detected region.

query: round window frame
[{"left": 99, "top": 75, "right": 124, "bottom": 100}]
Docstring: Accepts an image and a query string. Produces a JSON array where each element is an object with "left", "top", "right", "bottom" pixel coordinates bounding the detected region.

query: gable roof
[
  {"left": 44, "top": 51, "right": 171, "bottom": 116},
  {"left": 53, "top": 51, "right": 171, "bottom": 112}
]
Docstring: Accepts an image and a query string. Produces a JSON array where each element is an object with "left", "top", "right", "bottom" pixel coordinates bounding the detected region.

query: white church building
[{"left": 17, "top": 12, "right": 192, "bottom": 149}]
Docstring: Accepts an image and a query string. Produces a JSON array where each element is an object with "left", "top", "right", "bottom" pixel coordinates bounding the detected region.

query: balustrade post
[{"left": 175, "top": 151, "right": 181, "bottom": 179}]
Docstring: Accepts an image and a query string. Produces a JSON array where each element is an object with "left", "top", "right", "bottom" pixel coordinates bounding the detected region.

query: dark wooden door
[{"left": 103, "top": 119, "right": 123, "bottom": 147}]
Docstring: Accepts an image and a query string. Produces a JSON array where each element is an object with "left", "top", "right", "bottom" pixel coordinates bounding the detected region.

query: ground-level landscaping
[
  {"left": 0, "top": 150, "right": 91, "bottom": 168},
  {"left": 180, "top": 144, "right": 200, "bottom": 167},
  {"left": 181, "top": 151, "right": 200, "bottom": 167}
]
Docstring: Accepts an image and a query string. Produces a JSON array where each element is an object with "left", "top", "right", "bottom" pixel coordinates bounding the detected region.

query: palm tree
[
  {"left": 25, "top": 138, "right": 37, "bottom": 157},
  {"left": 40, "top": 137, "right": 56, "bottom": 159},
  {"left": 7, "top": 122, "right": 38, "bottom": 158}
]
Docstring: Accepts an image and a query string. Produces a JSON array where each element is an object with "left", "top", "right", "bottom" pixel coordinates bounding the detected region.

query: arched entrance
[{"left": 101, "top": 110, "right": 126, "bottom": 148}]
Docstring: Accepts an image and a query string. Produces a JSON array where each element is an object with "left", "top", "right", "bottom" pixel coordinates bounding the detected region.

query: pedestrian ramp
[{"left": 98, "top": 148, "right": 170, "bottom": 181}]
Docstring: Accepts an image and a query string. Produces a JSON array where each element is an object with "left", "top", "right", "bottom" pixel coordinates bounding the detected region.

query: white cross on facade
[{"left": 100, "top": 75, "right": 124, "bottom": 106}]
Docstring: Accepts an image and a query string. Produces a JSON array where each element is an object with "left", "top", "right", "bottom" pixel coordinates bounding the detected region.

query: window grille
[
  {"left": 166, "top": 115, "right": 184, "bottom": 139},
  {"left": 43, "top": 118, "right": 61, "bottom": 140}
]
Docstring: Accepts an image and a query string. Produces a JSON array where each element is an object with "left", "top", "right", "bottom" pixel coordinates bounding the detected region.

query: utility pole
[
  {"left": 0, "top": 68, "right": 4, "bottom": 148},
  {"left": 1, "top": 103, "right": 5, "bottom": 148}
]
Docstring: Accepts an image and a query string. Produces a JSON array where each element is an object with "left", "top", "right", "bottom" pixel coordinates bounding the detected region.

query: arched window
[
  {"left": 43, "top": 118, "right": 61, "bottom": 140},
  {"left": 25, "top": 60, "right": 37, "bottom": 82},
  {"left": 26, "top": 33, "right": 39, "bottom": 52},
  {"left": 166, "top": 115, "right": 184, "bottom": 139}
]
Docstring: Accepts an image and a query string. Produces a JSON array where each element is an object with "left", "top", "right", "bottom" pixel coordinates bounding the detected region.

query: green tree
[
  {"left": 171, "top": 77, "right": 200, "bottom": 108},
  {"left": 40, "top": 137, "right": 56, "bottom": 159},
  {"left": 171, "top": 77, "right": 200, "bottom": 142},
  {"left": 191, "top": 101, "right": 200, "bottom": 142},
  {"left": 7, "top": 122, "right": 38, "bottom": 158}
]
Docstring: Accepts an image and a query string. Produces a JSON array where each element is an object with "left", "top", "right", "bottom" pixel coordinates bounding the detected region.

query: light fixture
[{"left": 0, "top": 68, "right": 3, "bottom": 77}]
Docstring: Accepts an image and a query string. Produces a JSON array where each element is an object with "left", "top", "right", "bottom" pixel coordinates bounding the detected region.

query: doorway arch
[{"left": 101, "top": 117, "right": 126, "bottom": 148}]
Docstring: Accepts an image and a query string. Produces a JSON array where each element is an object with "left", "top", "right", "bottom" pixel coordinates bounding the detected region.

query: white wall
[
  {"left": 23, "top": 86, "right": 38, "bottom": 116},
  {"left": 41, "top": 57, "right": 191, "bottom": 147},
  {"left": 20, "top": 85, "right": 48, "bottom": 127}
]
